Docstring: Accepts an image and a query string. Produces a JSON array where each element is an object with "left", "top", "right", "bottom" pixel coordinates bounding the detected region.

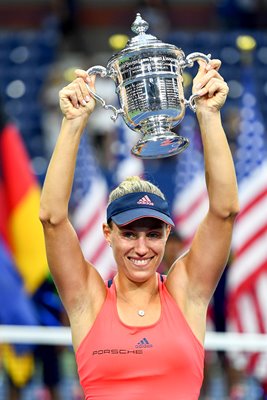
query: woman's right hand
[{"left": 59, "top": 70, "right": 96, "bottom": 120}]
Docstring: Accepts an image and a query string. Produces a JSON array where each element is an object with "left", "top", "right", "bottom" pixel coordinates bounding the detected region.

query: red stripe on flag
[
  {"left": 235, "top": 223, "right": 267, "bottom": 258},
  {"left": 0, "top": 123, "right": 36, "bottom": 209},
  {"left": 91, "top": 239, "right": 109, "bottom": 265},
  {"left": 244, "top": 293, "right": 264, "bottom": 374},
  {"left": 173, "top": 190, "right": 207, "bottom": 225},
  {"left": 227, "top": 293, "right": 261, "bottom": 376},
  {"left": 77, "top": 200, "right": 106, "bottom": 241},
  {"left": 183, "top": 234, "right": 194, "bottom": 248},
  {"left": 237, "top": 187, "right": 267, "bottom": 220},
  {"left": 0, "top": 181, "right": 8, "bottom": 242},
  {"left": 250, "top": 288, "right": 265, "bottom": 334},
  {"left": 228, "top": 259, "right": 267, "bottom": 303},
  {"left": 247, "top": 353, "right": 260, "bottom": 374}
]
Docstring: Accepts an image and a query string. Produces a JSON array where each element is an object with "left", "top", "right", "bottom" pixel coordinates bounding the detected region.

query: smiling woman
[
  {"left": 104, "top": 215, "right": 170, "bottom": 287},
  {"left": 39, "top": 59, "right": 239, "bottom": 399},
  {"left": 105, "top": 218, "right": 169, "bottom": 324}
]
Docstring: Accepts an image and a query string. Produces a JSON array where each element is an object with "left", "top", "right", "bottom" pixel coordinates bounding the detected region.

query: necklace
[
  {"left": 119, "top": 296, "right": 154, "bottom": 318},
  {"left": 116, "top": 276, "right": 158, "bottom": 318},
  {"left": 137, "top": 309, "right": 145, "bottom": 317}
]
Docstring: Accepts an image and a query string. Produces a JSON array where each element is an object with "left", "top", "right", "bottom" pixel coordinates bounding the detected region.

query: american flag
[
  {"left": 70, "top": 131, "right": 116, "bottom": 280},
  {"left": 172, "top": 114, "right": 208, "bottom": 248},
  {"left": 226, "top": 66, "right": 267, "bottom": 380}
]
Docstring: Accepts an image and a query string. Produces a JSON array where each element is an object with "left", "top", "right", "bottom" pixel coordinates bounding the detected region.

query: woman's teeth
[{"left": 130, "top": 258, "right": 151, "bottom": 265}]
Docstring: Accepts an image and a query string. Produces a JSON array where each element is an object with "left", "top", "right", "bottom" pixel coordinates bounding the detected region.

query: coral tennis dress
[{"left": 75, "top": 274, "right": 204, "bottom": 400}]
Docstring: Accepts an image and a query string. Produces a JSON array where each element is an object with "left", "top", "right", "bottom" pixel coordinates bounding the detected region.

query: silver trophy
[{"left": 87, "top": 13, "right": 210, "bottom": 159}]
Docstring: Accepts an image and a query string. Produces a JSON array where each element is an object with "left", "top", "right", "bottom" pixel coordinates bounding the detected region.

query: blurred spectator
[
  {"left": 32, "top": 276, "right": 66, "bottom": 400},
  {"left": 41, "top": 53, "right": 89, "bottom": 157},
  {"left": 216, "top": 0, "right": 266, "bottom": 29},
  {"left": 136, "top": 0, "right": 171, "bottom": 38},
  {"left": 223, "top": 107, "right": 240, "bottom": 167},
  {"left": 51, "top": 0, "right": 86, "bottom": 52}
]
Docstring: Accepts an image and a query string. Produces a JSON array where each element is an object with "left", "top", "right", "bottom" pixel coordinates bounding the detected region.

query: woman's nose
[{"left": 135, "top": 237, "right": 149, "bottom": 255}]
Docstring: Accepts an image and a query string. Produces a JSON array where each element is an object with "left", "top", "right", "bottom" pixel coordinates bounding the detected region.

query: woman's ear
[
  {"left": 103, "top": 223, "right": 112, "bottom": 246},
  {"left": 166, "top": 225, "right": 172, "bottom": 240}
]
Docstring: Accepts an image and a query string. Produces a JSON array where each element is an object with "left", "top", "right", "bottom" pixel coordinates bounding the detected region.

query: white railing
[{"left": 1, "top": 325, "right": 267, "bottom": 352}]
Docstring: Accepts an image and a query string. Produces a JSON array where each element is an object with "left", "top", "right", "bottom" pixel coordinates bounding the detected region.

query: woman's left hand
[{"left": 193, "top": 59, "right": 229, "bottom": 113}]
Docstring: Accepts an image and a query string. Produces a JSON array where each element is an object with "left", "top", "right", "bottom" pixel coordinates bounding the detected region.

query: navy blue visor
[{"left": 107, "top": 192, "right": 175, "bottom": 227}]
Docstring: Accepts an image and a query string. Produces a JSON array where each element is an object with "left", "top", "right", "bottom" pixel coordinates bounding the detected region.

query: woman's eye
[
  {"left": 148, "top": 232, "right": 161, "bottom": 239},
  {"left": 122, "top": 232, "right": 136, "bottom": 239}
]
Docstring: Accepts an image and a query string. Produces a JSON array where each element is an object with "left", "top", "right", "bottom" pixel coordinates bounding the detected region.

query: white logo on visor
[{"left": 137, "top": 195, "right": 154, "bottom": 206}]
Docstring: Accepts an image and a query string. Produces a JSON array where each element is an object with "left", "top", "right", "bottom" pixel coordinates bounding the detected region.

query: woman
[{"left": 40, "top": 59, "right": 239, "bottom": 399}]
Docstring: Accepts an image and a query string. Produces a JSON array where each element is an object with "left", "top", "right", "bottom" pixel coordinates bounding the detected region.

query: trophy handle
[
  {"left": 86, "top": 66, "right": 124, "bottom": 121},
  {"left": 181, "top": 52, "right": 211, "bottom": 112}
]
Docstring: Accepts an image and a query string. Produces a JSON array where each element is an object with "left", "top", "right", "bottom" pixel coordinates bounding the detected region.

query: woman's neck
[{"left": 114, "top": 273, "right": 159, "bottom": 310}]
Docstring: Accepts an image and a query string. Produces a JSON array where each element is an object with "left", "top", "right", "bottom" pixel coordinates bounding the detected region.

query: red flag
[
  {"left": 0, "top": 121, "right": 48, "bottom": 386},
  {"left": 0, "top": 122, "right": 48, "bottom": 293}
]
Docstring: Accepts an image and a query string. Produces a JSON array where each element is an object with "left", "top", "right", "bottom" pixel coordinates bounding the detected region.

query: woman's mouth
[{"left": 128, "top": 257, "right": 153, "bottom": 266}]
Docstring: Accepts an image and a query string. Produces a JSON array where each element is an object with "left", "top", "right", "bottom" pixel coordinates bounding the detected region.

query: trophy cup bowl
[{"left": 86, "top": 13, "right": 211, "bottom": 159}]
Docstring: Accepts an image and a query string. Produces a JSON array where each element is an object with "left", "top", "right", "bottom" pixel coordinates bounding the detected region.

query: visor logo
[{"left": 137, "top": 195, "right": 154, "bottom": 206}]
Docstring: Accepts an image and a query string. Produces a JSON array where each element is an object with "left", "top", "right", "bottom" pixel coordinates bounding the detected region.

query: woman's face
[{"left": 103, "top": 218, "right": 171, "bottom": 282}]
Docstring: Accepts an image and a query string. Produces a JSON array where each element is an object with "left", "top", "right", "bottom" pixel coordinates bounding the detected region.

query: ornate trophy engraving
[{"left": 86, "top": 13, "right": 210, "bottom": 159}]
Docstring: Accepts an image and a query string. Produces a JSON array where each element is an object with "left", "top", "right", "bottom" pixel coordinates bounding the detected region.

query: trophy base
[{"left": 131, "top": 133, "right": 189, "bottom": 159}]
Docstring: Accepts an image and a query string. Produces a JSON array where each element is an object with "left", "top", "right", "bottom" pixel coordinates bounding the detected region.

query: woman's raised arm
[
  {"left": 39, "top": 72, "right": 106, "bottom": 325},
  {"left": 166, "top": 60, "right": 239, "bottom": 341}
]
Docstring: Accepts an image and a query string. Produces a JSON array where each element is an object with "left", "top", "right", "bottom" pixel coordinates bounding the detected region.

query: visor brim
[{"left": 110, "top": 208, "right": 175, "bottom": 227}]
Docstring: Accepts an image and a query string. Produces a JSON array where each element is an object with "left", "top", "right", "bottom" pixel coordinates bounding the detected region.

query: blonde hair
[{"left": 108, "top": 176, "right": 165, "bottom": 204}]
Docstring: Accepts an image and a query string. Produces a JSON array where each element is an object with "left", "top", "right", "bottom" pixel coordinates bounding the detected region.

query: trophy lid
[
  {"left": 109, "top": 13, "right": 179, "bottom": 62},
  {"left": 128, "top": 13, "right": 159, "bottom": 47}
]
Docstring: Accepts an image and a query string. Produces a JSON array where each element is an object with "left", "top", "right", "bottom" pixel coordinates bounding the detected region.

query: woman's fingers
[
  {"left": 63, "top": 78, "right": 92, "bottom": 108},
  {"left": 74, "top": 69, "right": 96, "bottom": 87},
  {"left": 60, "top": 87, "right": 79, "bottom": 109},
  {"left": 74, "top": 69, "right": 89, "bottom": 80},
  {"left": 67, "top": 81, "right": 84, "bottom": 108},
  {"left": 205, "top": 58, "right": 221, "bottom": 71},
  {"left": 59, "top": 71, "right": 97, "bottom": 118},
  {"left": 195, "top": 58, "right": 222, "bottom": 84},
  {"left": 194, "top": 68, "right": 224, "bottom": 93},
  {"left": 75, "top": 69, "right": 96, "bottom": 100},
  {"left": 207, "top": 79, "right": 228, "bottom": 98},
  {"left": 196, "top": 78, "right": 228, "bottom": 99},
  {"left": 76, "top": 78, "right": 91, "bottom": 105}
]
